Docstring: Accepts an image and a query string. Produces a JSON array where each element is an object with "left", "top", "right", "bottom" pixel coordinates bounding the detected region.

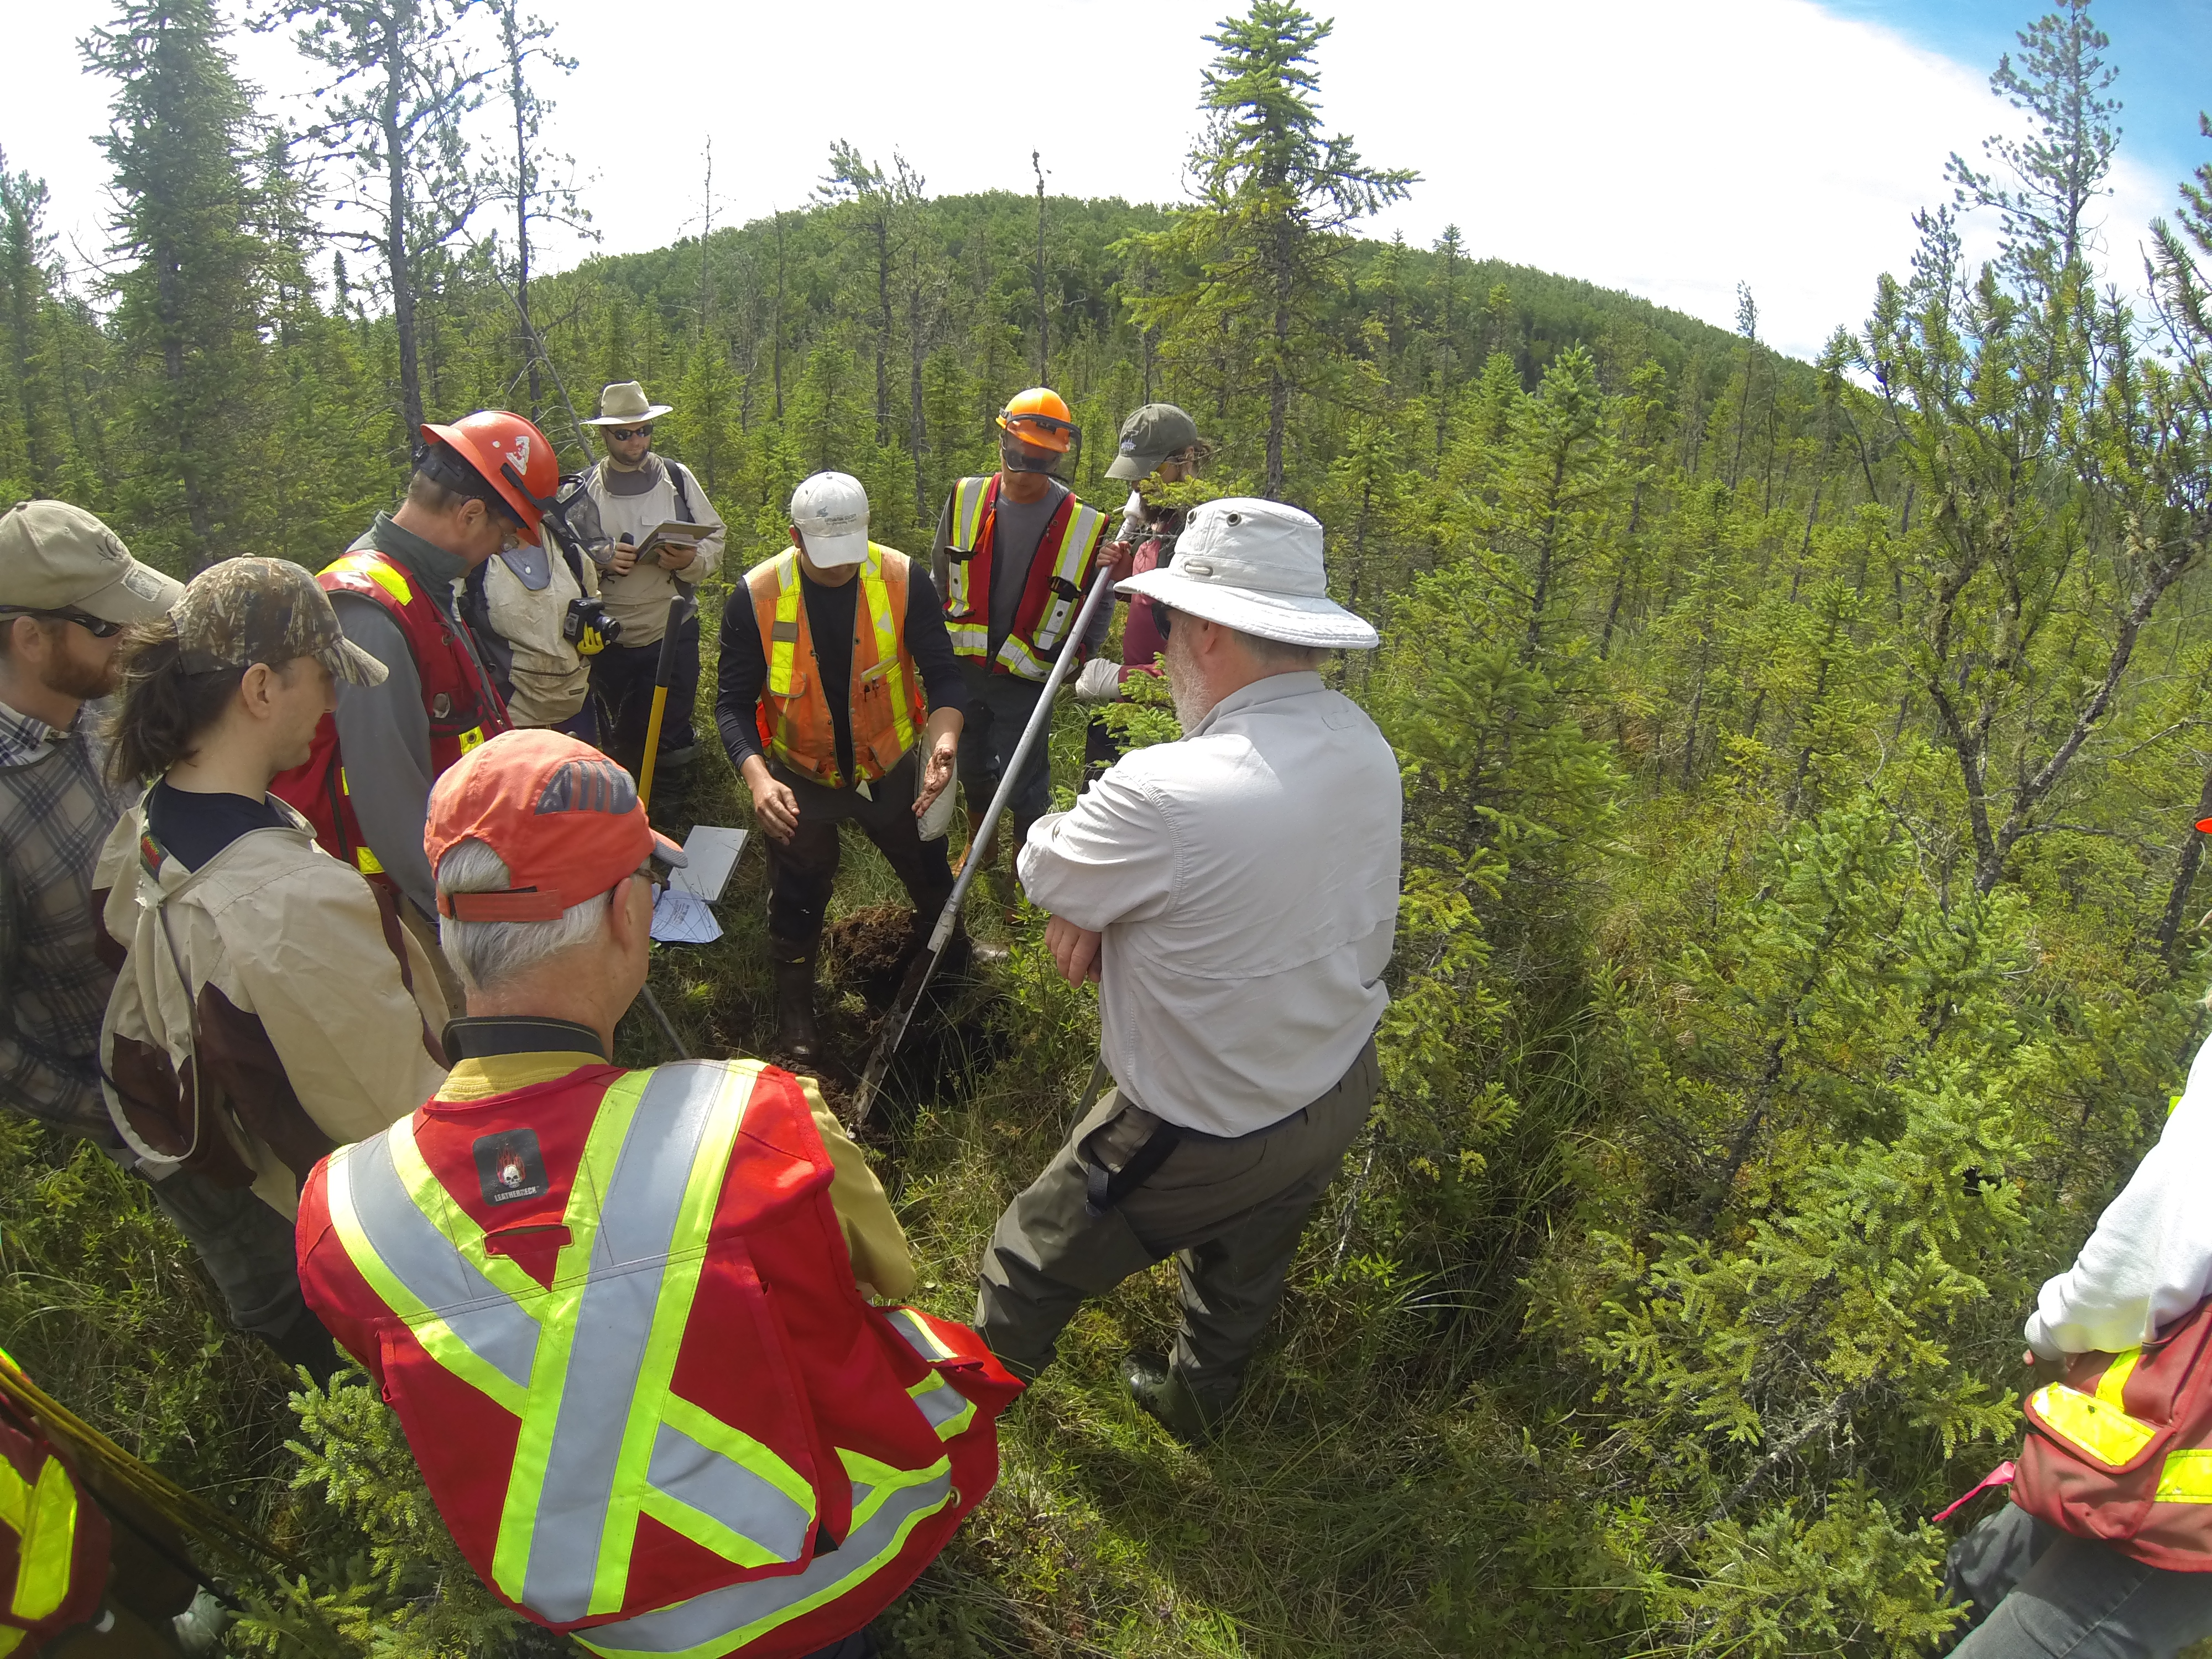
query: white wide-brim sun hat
[{"left": 1117, "top": 497, "right": 1379, "bottom": 650}]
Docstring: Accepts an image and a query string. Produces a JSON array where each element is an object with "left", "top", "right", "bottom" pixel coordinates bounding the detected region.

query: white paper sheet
[{"left": 650, "top": 888, "right": 723, "bottom": 944}]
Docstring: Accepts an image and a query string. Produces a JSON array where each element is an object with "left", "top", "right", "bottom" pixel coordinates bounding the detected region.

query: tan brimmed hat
[
  {"left": 0, "top": 500, "right": 182, "bottom": 624},
  {"left": 583, "top": 381, "right": 674, "bottom": 427}
]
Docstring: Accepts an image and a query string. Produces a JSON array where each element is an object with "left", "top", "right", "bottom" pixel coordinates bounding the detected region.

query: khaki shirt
[
  {"left": 584, "top": 457, "right": 726, "bottom": 645},
  {"left": 97, "top": 796, "right": 450, "bottom": 1217},
  {"left": 479, "top": 554, "right": 594, "bottom": 727}
]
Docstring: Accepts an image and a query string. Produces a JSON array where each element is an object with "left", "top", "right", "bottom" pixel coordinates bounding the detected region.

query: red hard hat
[{"left": 420, "top": 410, "right": 557, "bottom": 545}]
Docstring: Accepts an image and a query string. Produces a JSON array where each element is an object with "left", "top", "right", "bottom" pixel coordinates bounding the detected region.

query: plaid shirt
[{"left": 0, "top": 696, "right": 131, "bottom": 1142}]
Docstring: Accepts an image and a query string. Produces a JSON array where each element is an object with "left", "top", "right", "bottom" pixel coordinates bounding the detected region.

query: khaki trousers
[{"left": 975, "top": 1037, "right": 1378, "bottom": 1410}]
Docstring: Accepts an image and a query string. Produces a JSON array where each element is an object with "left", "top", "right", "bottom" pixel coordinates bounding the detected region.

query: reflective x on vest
[
  {"left": 0, "top": 1454, "right": 81, "bottom": 1647},
  {"left": 324, "top": 1062, "right": 957, "bottom": 1645}
]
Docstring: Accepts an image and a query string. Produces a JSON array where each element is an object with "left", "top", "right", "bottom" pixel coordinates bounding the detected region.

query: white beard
[{"left": 1165, "top": 625, "right": 1212, "bottom": 733}]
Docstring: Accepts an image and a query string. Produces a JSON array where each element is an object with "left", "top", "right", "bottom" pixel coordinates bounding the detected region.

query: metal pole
[{"left": 849, "top": 564, "right": 1119, "bottom": 1124}]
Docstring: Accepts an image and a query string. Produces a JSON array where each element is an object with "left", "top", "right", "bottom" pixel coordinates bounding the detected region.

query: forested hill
[{"left": 9, "top": 0, "right": 2212, "bottom": 1653}]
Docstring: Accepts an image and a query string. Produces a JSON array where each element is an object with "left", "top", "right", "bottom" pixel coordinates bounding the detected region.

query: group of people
[
  {"left": 0, "top": 382, "right": 1412, "bottom": 1657},
  {"left": 1, "top": 374, "right": 2208, "bottom": 1657}
]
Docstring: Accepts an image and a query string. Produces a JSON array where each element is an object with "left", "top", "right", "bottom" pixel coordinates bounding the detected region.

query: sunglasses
[
  {"left": 0, "top": 606, "right": 124, "bottom": 639},
  {"left": 1149, "top": 598, "right": 1173, "bottom": 639},
  {"left": 607, "top": 425, "right": 654, "bottom": 442}
]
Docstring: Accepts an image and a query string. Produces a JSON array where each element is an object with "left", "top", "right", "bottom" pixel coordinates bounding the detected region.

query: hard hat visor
[{"left": 996, "top": 408, "right": 1076, "bottom": 453}]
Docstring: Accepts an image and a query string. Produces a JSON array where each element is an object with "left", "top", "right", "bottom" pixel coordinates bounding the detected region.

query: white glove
[{"left": 1074, "top": 658, "right": 1123, "bottom": 703}]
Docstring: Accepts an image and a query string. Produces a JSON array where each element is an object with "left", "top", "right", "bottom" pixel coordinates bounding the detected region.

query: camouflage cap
[{"left": 174, "top": 557, "right": 387, "bottom": 686}]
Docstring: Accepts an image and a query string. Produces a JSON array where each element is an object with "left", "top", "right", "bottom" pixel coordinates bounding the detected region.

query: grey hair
[{"left": 435, "top": 838, "right": 613, "bottom": 993}]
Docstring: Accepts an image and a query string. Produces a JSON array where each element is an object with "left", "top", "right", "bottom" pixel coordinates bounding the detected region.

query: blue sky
[
  {"left": 1827, "top": 0, "right": 2210, "bottom": 195},
  {"left": 6, "top": 1, "right": 2206, "bottom": 364}
]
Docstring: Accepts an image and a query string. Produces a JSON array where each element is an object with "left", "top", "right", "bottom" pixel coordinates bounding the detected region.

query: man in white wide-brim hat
[
  {"left": 579, "top": 379, "right": 726, "bottom": 781},
  {"left": 975, "top": 497, "right": 1402, "bottom": 1441}
]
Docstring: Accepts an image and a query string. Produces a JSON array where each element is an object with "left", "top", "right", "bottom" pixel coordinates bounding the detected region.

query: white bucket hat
[
  {"left": 583, "top": 380, "right": 674, "bottom": 427},
  {"left": 791, "top": 471, "right": 871, "bottom": 568},
  {"left": 1118, "top": 497, "right": 1378, "bottom": 650}
]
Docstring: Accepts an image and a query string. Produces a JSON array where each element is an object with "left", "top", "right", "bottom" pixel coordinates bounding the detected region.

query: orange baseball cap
[{"left": 425, "top": 730, "right": 685, "bottom": 922}]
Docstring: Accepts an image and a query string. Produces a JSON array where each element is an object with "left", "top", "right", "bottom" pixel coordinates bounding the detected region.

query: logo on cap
[{"left": 536, "top": 757, "right": 638, "bottom": 816}]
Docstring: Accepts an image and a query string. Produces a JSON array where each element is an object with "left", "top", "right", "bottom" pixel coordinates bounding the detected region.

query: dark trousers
[
  {"left": 765, "top": 749, "right": 954, "bottom": 943},
  {"left": 956, "top": 662, "right": 1053, "bottom": 842},
  {"left": 1945, "top": 1503, "right": 2212, "bottom": 1656},
  {"left": 591, "top": 612, "right": 702, "bottom": 775},
  {"left": 975, "top": 1038, "right": 1379, "bottom": 1410}
]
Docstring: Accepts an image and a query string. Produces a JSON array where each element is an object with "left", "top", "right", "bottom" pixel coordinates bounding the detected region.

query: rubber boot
[
  {"left": 1121, "top": 1352, "right": 1224, "bottom": 1443},
  {"left": 768, "top": 935, "right": 822, "bottom": 1067}
]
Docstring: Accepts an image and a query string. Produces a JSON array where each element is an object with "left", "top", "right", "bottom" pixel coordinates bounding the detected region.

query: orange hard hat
[
  {"left": 997, "top": 387, "right": 1076, "bottom": 453},
  {"left": 420, "top": 410, "right": 557, "bottom": 545}
]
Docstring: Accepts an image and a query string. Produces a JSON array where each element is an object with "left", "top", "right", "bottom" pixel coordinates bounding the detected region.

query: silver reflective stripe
[
  {"left": 525, "top": 1063, "right": 727, "bottom": 1621},
  {"left": 648, "top": 1419, "right": 813, "bottom": 1563},
  {"left": 343, "top": 1135, "right": 540, "bottom": 1393},
  {"left": 883, "top": 1308, "right": 952, "bottom": 1363},
  {"left": 907, "top": 1379, "right": 968, "bottom": 1436},
  {"left": 575, "top": 1470, "right": 953, "bottom": 1658}
]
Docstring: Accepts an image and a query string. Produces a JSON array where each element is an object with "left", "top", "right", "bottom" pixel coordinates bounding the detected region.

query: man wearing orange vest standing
[
  {"left": 931, "top": 388, "right": 1113, "bottom": 865},
  {"left": 717, "top": 473, "right": 971, "bottom": 1066},
  {"left": 295, "top": 729, "right": 1019, "bottom": 1659},
  {"left": 272, "top": 411, "right": 556, "bottom": 956}
]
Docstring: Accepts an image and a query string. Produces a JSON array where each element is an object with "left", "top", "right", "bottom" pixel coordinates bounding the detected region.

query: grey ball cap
[
  {"left": 0, "top": 500, "right": 182, "bottom": 623},
  {"left": 1105, "top": 403, "right": 1201, "bottom": 481}
]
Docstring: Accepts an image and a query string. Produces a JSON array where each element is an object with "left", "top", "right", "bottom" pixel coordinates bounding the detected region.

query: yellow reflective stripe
[
  {"left": 635, "top": 1399, "right": 816, "bottom": 1571},
  {"left": 660, "top": 1395, "right": 817, "bottom": 1518},
  {"left": 458, "top": 727, "right": 487, "bottom": 754},
  {"left": 1030, "top": 503, "right": 1105, "bottom": 652},
  {"left": 950, "top": 478, "right": 990, "bottom": 552},
  {"left": 2098, "top": 1348, "right": 2142, "bottom": 1408},
  {"left": 2031, "top": 1380, "right": 2158, "bottom": 1467},
  {"left": 995, "top": 633, "right": 1052, "bottom": 680},
  {"left": 385, "top": 1115, "right": 547, "bottom": 1310},
  {"left": 12, "top": 1457, "right": 79, "bottom": 1622},
  {"left": 589, "top": 1065, "right": 764, "bottom": 1613},
  {"left": 907, "top": 1371, "right": 975, "bottom": 1442},
  {"left": 858, "top": 549, "right": 915, "bottom": 757},
  {"left": 324, "top": 552, "right": 413, "bottom": 607},
  {"left": 947, "top": 623, "right": 988, "bottom": 658},
  {"left": 492, "top": 1071, "right": 648, "bottom": 1601},
  {"left": 2157, "top": 1447, "right": 2212, "bottom": 1503},
  {"left": 0, "top": 1458, "right": 23, "bottom": 1534},
  {"left": 326, "top": 1144, "right": 531, "bottom": 1415},
  {"left": 0, "top": 1625, "right": 22, "bottom": 1657},
  {"left": 769, "top": 554, "right": 800, "bottom": 697}
]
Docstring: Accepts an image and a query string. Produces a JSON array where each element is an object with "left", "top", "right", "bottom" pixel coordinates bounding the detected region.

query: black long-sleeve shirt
[{"left": 717, "top": 559, "right": 969, "bottom": 784}]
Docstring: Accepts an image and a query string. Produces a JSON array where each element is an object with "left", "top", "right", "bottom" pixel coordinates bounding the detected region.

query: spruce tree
[{"left": 86, "top": 0, "right": 273, "bottom": 571}]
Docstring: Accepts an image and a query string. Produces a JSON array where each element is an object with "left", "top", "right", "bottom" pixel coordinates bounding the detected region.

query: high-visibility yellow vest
[{"left": 0, "top": 1390, "right": 103, "bottom": 1656}]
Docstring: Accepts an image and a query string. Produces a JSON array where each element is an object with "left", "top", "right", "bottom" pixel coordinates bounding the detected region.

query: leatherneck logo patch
[{"left": 473, "top": 1128, "right": 549, "bottom": 1206}]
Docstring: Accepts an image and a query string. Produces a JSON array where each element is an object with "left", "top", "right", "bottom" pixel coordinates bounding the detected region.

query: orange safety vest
[
  {"left": 2013, "top": 1291, "right": 2212, "bottom": 1570},
  {"left": 939, "top": 476, "right": 1109, "bottom": 681},
  {"left": 746, "top": 546, "right": 927, "bottom": 789}
]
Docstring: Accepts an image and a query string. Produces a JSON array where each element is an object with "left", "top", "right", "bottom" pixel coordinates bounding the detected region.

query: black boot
[
  {"left": 1121, "top": 1352, "right": 1223, "bottom": 1443},
  {"left": 768, "top": 935, "right": 822, "bottom": 1066}
]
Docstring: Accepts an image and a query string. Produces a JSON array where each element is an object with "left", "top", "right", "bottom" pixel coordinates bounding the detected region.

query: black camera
[{"left": 562, "top": 596, "right": 623, "bottom": 647}]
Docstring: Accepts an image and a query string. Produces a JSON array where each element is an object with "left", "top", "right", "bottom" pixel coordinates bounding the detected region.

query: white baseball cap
[
  {"left": 790, "top": 471, "right": 870, "bottom": 568},
  {"left": 1118, "top": 497, "right": 1379, "bottom": 650}
]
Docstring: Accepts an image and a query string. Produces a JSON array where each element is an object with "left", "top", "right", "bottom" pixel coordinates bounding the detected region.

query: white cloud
[{"left": 1, "top": 0, "right": 2182, "bottom": 364}]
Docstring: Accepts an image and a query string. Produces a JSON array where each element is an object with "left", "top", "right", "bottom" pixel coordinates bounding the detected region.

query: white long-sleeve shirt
[
  {"left": 2026, "top": 1031, "right": 2212, "bottom": 1359},
  {"left": 1016, "top": 671, "right": 1402, "bottom": 1137}
]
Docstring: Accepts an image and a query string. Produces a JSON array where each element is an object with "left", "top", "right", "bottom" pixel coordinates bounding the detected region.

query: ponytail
[{"left": 104, "top": 617, "right": 246, "bottom": 786}]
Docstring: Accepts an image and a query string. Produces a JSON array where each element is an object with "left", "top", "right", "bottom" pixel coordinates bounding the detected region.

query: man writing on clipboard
[{"left": 580, "top": 379, "right": 727, "bottom": 781}]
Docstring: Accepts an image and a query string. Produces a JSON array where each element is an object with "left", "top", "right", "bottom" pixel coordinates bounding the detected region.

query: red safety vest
[
  {"left": 940, "top": 476, "right": 1109, "bottom": 681},
  {"left": 272, "top": 544, "right": 510, "bottom": 881},
  {"left": 295, "top": 1057, "right": 1020, "bottom": 1658},
  {"left": 2012, "top": 1291, "right": 2212, "bottom": 1571}
]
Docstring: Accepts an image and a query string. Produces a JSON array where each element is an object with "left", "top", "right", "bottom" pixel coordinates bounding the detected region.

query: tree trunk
[
  {"left": 874, "top": 210, "right": 891, "bottom": 446},
  {"left": 382, "top": 14, "right": 422, "bottom": 437},
  {"left": 2158, "top": 769, "right": 2212, "bottom": 963},
  {"left": 906, "top": 269, "right": 928, "bottom": 526}
]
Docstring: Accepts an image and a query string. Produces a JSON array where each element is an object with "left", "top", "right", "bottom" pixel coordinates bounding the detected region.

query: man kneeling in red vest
[{"left": 294, "top": 729, "right": 1019, "bottom": 1659}]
